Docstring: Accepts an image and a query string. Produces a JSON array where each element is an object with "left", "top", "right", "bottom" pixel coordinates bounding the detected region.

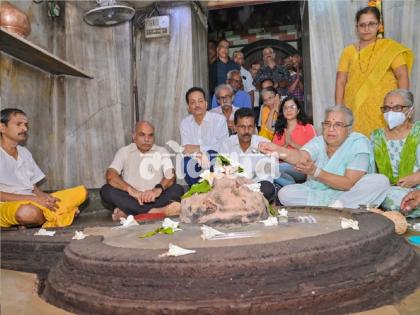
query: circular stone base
[{"left": 42, "top": 207, "right": 420, "bottom": 315}]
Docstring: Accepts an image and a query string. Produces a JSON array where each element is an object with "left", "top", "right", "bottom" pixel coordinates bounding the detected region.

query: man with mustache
[
  {"left": 181, "top": 87, "right": 229, "bottom": 186},
  {"left": 210, "top": 84, "right": 239, "bottom": 135},
  {"left": 0, "top": 108, "right": 87, "bottom": 228},
  {"left": 219, "top": 108, "right": 277, "bottom": 202},
  {"left": 210, "top": 70, "right": 252, "bottom": 109},
  {"left": 100, "top": 121, "right": 184, "bottom": 221}
]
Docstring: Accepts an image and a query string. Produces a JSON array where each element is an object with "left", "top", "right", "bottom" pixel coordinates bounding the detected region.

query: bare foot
[
  {"left": 149, "top": 202, "right": 181, "bottom": 217},
  {"left": 112, "top": 208, "right": 127, "bottom": 222}
]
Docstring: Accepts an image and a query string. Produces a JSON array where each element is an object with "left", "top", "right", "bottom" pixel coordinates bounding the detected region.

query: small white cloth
[
  {"left": 341, "top": 217, "right": 359, "bottom": 230},
  {"left": 34, "top": 228, "right": 56, "bottom": 236},
  {"left": 162, "top": 218, "right": 182, "bottom": 232},
  {"left": 159, "top": 243, "right": 196, "bottom": 257},
  {"left": 201, "top": 225, "right": 225, "bottom": 240},
  {"left": 118, "top": 215, "right": 139, "bottom": 228},
  {"left": 72, "top": 230, "right": 88, "bottom": 240},
  {"left": 259, "top": 216, "right": 278, "bottom": 226}
]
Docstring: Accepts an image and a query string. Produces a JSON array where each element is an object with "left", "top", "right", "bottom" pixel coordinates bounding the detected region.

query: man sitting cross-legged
[
  {"left": 100, "top": 121, "right": 184, "bottom": 221},
  {"left": 219, "top": 108, "right": 277, "bottom": 202},
  {"left": 0, "top": 108, "right": 87, "bottom": 229}
]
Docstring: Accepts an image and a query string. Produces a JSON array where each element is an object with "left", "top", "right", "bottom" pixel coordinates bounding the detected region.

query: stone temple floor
[{"left": 1, "top": 207, "right": 419, "bottom": 315}]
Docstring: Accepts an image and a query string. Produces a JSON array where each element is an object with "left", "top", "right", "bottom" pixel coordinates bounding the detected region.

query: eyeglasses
[
  {"left": 321, "top": 121, "right": 351, "bottom": 130},
  {"left": 283, "top": 104, "right": 298, "bottom": 111},
  {"left": 380, "top": 105, "right": 410, "bottom": 113},
  {"left": 357, "top": 21, "right": 379, "bottom": 29},
  {"left": 217, "top": 95, "right": 232, "bottom": 101},
  {"left": 228, "top": 79, "right": 242, "bottom": 84}
]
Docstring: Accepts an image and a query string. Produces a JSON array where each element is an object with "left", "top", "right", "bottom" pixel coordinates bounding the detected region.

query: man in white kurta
[{"left": 180, "top": 87, "right": 229, "bottom": 185}]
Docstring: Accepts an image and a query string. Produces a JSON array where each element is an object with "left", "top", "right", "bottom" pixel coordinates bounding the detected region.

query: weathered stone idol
[{"left": 180, "top": 176, "right": 269, "bottom": 224}]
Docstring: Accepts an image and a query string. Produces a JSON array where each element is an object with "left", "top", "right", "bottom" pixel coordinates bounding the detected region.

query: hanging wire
[{"left": 134, "top": 2, "right": 162, "bottom": 30}]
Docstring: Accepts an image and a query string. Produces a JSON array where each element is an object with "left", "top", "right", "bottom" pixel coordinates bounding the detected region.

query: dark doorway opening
[{"left": 208, "top": 1, "right": 312, "bottom": 117}]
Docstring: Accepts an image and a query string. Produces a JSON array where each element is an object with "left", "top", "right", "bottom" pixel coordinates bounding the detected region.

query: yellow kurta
[{"left": 337, "top": 39, "right": 414, "bottom": 136}]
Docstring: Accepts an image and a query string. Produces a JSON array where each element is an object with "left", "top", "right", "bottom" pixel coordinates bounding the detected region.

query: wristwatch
[{"left": 154, "top": 183, "right": 164, "bottom": 192}]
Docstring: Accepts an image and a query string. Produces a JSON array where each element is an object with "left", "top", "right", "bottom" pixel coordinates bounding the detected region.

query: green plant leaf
[
  {"left": 139, "top": 227, "right": 175, "bottom": 239},
  {"left": 268, "top": 204, "right": 277, "bottom": 217},
  {"left": 181, "top": 180, "right": 212, "bottom": 199}
]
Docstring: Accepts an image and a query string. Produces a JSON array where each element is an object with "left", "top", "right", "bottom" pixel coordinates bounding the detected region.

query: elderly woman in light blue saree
[{"left": 259, "top": 105, "right": 390, "bottom": 208}]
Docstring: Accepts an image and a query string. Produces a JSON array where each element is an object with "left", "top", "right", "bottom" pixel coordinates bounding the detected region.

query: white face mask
[{"left": 384, "top": 108, "right": 411, "bottom": 129}]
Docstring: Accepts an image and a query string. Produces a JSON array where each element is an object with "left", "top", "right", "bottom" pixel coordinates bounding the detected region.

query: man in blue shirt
[
  {"left": 210, "top": 70, "right": 252, "bottom": 109},
  {"left": 209, "top": 39, "right": 239, "bottom": 98}
]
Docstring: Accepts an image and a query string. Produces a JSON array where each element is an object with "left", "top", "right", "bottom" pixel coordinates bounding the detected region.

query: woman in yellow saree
[{"left": 335, "top": 6, "right": 413, "bottom": 136}]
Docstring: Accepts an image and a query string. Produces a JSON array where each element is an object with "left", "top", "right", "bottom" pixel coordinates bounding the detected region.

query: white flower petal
[
  {"left": 201, "top": 225, "right": 225, "bottom": 240},
  {"left": 72, "top": 230, "right": 88, "bottom": 240},
  {"left": 341, "top": 217, "right": 359, "bottom": 230},
  {"left": 162, "top": 218, "right": 182, "bottom": 231},
  {"left": 259, "top": 216, "right": 278, "bottom": 226},
  {"left": 159, "top": 243, "right": 196, "bottom": 257},
  {"left": 34, "top": 228, "right": 56, "bottom": 236}
]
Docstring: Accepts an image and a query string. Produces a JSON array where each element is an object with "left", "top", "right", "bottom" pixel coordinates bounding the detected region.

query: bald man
[{"left": 100, "top": 121, "right": 183, "bottom": 221}]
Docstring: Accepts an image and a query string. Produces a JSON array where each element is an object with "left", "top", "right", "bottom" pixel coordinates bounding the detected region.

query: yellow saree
[{"left": 338, "top": 39, "right": 414, "bottom": 136}]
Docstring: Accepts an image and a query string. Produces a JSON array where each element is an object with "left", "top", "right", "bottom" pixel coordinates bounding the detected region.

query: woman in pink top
[{"left": 272, "top": 96, "right": 316, "bottom": 186}]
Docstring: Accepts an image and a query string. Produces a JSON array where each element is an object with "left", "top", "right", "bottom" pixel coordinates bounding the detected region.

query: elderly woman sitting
[
  {"left": 371, "top": 89, "right": 420, "bottom": 218},
  {"left": 259, "top": 105, "right": 390, "bottom": 208}
]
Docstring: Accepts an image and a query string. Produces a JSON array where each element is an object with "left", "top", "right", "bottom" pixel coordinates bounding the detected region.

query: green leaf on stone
[
  {"left": 181, "top": 180, "right": 212, "bottom": 199},
  {"left": 139, "top": 227, "right": 175, "bottom": 239},
  {"left": 216, "top": 154, "right": 231, "bottom": 166}
]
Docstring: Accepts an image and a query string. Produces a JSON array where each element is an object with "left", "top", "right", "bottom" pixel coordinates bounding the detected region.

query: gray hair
[
  {"left": 227, "top": 69, "right": 241, "bottom": 80},
  {"left": 384, "top": 89, "right": 414, "bottom": 107},
  {"left": 215, "top": 84, "right": 234, "bottom": 96},
  {"left": 263, "top": 47, "right": 274, "bottom": 53},
  {"left": 325, "top": 105, "right": 354, "bottom": 126}
]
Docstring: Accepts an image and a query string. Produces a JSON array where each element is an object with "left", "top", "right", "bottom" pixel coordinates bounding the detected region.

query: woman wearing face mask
[
  {"left": 335, "top": 6, "right": 414, "bottom": 137},
  {"left": 371, "top": 89, "right": 420, "bottom": 218}
]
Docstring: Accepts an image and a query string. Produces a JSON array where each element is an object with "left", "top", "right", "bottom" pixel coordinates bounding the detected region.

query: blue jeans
[
  {"left": 183, "top": 150, "right": 218, "bottom": 186},
  {"left": 274, "top": 162, "right": 307, "bottom": 187}
]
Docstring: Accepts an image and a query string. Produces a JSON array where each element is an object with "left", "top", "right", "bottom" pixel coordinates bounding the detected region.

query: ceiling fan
[{"left": 84, "top": 0, "right": 135, "bottom": 26}]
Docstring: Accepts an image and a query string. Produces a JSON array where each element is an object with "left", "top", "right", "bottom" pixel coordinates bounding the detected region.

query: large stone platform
[{"left": 16, "top": 206, "right": 417, "bottom": 315}]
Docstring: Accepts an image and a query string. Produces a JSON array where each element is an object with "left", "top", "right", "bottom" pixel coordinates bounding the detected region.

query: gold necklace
[{"left": 358, "top": 40, "right": 377, "bottom": 74}]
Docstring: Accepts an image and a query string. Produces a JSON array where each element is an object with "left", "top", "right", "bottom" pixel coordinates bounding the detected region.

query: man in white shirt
[
  {"left": 100, "top": 121, "right": 183, "bottom": 221},
  {"left": 233, "top": 50, "right": 256, "bottom": 103},
  {"left": 210, "top": 84, "right": 239, "bottom": 135},
  {"left": 219, "top": 108, "right": 277, "bottom": 202},
  {"left": 180, "top": 87, "right": 229, "bottom": 186},
  {"left": 0, "top": 108, "right": 87, "bottom": 228}
]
